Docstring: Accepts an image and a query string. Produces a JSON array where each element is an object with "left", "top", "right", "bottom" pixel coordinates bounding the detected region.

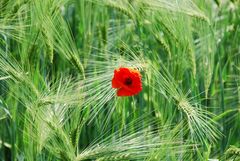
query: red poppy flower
[{"left": 112, "top": 67, "right": 142, "bottom": 96}]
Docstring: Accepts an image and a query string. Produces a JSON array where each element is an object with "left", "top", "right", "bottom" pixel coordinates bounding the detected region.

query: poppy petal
[
  {"left": 112, "top": 77, "right": 121, "bottom": 88},
  {"left": 117, "top": 88, "right": 133, "bottom": 96}
]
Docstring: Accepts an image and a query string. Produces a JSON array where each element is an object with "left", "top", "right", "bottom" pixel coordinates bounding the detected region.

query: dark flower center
[{"left": 124, "top": 77, "right": 132, "bottom": 85}]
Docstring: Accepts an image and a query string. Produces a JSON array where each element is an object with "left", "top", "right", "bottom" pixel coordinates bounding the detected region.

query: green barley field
[{"left": 0, "top": 0, "right": 240, "bottom": 160}]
